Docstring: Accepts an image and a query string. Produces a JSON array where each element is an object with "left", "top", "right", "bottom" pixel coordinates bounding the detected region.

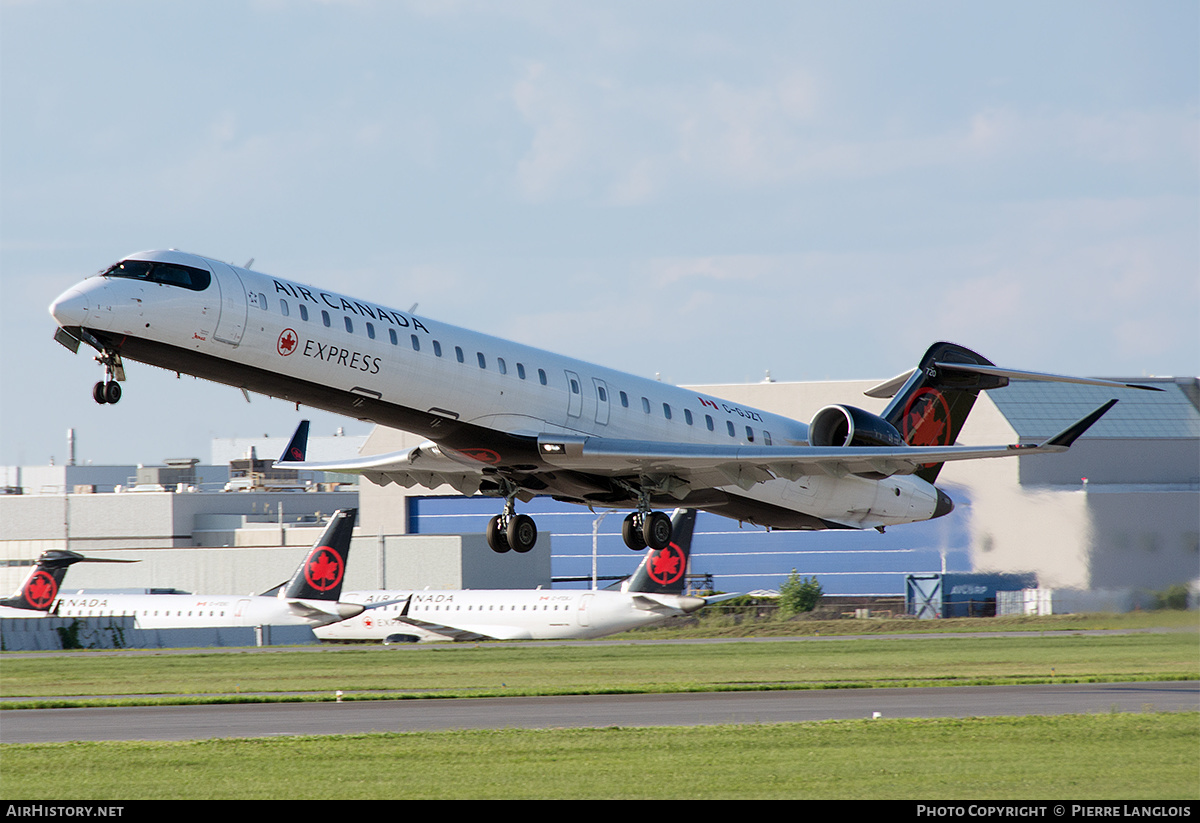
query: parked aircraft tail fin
[
  {"left": 625, "top": 508, "right": 697, "bottom": 595},
  {"left": 0, "top": 550, "right": 138, "bottom": 613},
  {"left": 282, "top": 508, "right": 357, "bottom": 601}
]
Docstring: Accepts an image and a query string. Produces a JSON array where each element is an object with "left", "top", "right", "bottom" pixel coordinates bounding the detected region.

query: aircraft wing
[
  {"left": 535, "top": 400, "right": 1118, "bottom": 490},
  {"left": 281, "top": 442, "right": 487, "bottom": 496},
  {"left": 286, "top": 598, "right": 366, "bottom": 624}
]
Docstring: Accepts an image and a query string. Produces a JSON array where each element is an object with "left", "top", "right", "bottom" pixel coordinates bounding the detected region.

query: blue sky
[{"left": 2, "top": 0, "right": 1197, "bottom": 467}]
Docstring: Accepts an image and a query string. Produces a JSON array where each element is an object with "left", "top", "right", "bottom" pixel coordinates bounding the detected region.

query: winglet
[
  {"left": 1042, "top": 399, "right": 1119, "bottom": 449},
  {"left": 279, "top": 420, "right": 310, "bottom": 463}
]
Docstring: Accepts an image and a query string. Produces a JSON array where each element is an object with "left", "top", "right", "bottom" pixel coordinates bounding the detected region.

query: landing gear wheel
[
  {"left": 93, "top": 382, "right": 108, "bottom": 405},
  {"left": 104, "top": 381, "right": 122, "bottom": 404},
  {"left": 486, "top": 515, "right": 511, "bottom": 553},
  {"left": 622, "top": 513, "right": 647, "bottom": 551},
  {"left": 643, "top": 510, "right": 672, "bottom": 551},
  {"left": 506, "top": 514, "right": 537, "bottom": 553}
]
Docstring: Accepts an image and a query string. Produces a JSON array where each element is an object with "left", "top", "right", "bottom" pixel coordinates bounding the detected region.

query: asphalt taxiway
[{"left": 2, "top": 681, "right": 1195, "bottom": 744}]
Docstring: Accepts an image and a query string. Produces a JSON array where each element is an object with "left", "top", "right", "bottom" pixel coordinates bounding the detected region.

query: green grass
[
  {"left": 2, "top": 630, "right": 1196, "bottom": 708},
  {"left": 2, "top": 713, "right": 1196, "bottom": 799}
]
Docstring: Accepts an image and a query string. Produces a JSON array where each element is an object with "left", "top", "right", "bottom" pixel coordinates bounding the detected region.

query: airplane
[
  {"left": 316, "top": 508, "right": 720, "bottom": 643},
  {"left": 0, "top": 550, "right": 138, "bottom": 618},
  {"left": 48, "top": 250, "right": 1159, "bottom": 556},
  {"left": 46, "top": 508, "right": 369, "bottom": 629}
]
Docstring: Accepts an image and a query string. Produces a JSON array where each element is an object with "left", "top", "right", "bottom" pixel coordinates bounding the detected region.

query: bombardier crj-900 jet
[
  {"left": 49, "top": 250, "right": 1156, "bottom": 555},
  {"left": 46, "top": 509, "right": 365, "bottom": 629}
]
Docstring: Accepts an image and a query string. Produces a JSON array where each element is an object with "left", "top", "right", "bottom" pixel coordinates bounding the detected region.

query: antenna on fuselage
[{"left": 244, "top": 258, "right": 255, "bottom": 269}]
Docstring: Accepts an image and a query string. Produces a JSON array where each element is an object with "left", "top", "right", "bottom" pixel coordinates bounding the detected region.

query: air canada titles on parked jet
[{"left": 49, "top": 251, "right": 1157, "bottom": 554}]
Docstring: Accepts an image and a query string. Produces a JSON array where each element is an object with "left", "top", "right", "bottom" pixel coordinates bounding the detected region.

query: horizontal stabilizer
[{"left": 932, "top": 362, "right": 1162, "bottom": 392}]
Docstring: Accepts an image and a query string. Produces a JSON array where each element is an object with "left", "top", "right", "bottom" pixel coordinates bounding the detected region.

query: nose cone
[
  {"left": 933, "top": 488, "right": 955, "bottom": 519},
  {"left": 49, "top": 286, "right": 89, "bottom": 327}
]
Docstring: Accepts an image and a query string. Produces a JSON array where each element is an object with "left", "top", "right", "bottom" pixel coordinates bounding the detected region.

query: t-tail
[
  {"left": 874, "top": 342, "right": 1004, "bottom": 483},
  {"left": 282, "top": 508, "right": 357, "bottom": 601},
  {"left": 0, "top": 550, "right": 137, "bottom": 613},
  {"left": 866, "top": 341, "right": 1159, "bottom": 484},
  {"left": 625, "top": 508, "right": 697, "bottom": 595}
]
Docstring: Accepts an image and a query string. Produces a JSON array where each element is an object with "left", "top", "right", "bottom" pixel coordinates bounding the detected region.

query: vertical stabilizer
[
  {"left": 0, "top": 550, "right": 137, "bottom": 613},
  {"left": 283, "top": 508, "right": 357, "bottom": 601},
  {"left": 879, "top": 342, "right": 1006, "bottom": 483}
]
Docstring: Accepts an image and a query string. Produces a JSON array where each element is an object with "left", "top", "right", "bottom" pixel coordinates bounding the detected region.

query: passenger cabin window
[
  {"left": 389, "top": 329, "right": 398, "bottom": 345},
  {"left": 433, "top": 341, "right": 442, "bottom": 357},
  {"left": 477, "top": 352, "right": 486, "bottom": 369},
  {"left": 620, "top": 391, "right": 629, "bottom": 408},
  {"left": 641, "top": 397, "right": 651, "bottom": 414},
  {"left": 706, "top": 415, "right": 714, "bottom": 431},
  {"left": 279, "top": 299, "right": 290, "bottom": 317},
  {"left": 321, "top": 310, "right": 331, "bottom": 328},
  {"left": 727, "top": 421, "right": 736, "bottom": 437},
  {"left": 663, "top": 403, "right": 672, "bottom": 420},
  {"left": 103, "top": 259, "right": 212, "bottom": 292},
  {"left": 299, "top": 305, "right": 309, "bottom": 322},
  {"left": 684, "top": 409, "right": 693, "bottom": 426},
  {"left": 538, "top": 369, "right": 547, "bottom": 385},
  {"left": 411, "top": 334, "right": 420, "bottom": 351},
  {"left": 366, "top": 322, "right": 376, "bottom": 339},
  {"left": 257, "top": 292, "right": 267, "bottom": 309},
  {"left": 455, "top": 346, "right": 465, "bottom": 363},
  {"left": 344, "top": 317, "right": 354, "bottom": 333},
  {"left": 764, "top": 431, "right": 772, "bottom": 446},
  {"left": 517, "top": 363, "right": 526, "bottom": 379},
  {"left": 498, "top": 357, "right": 507, "bottom": 375},
  {"left": 745, "top": 426, "right": 754, "bottom": 442}
]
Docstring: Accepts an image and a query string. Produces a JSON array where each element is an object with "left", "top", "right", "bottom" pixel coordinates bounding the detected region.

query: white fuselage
[
  {"left": 49, "top": 250, "right": 942, "bottom": 530},
  {"left": 315, "top": 588, "right": 705, "bottom": 642},
  {"left": 51, "top": 592, "right": 353, "bottom": 629}
]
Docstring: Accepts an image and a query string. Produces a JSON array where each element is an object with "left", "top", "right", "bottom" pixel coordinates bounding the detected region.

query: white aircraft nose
[{"left": 49, "top": 286, "right": 89, "bottom": 327}]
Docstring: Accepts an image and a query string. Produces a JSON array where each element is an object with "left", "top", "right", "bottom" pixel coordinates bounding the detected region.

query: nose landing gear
[{"left": 91, "top": 351, "right": 126, "bottom": 405}]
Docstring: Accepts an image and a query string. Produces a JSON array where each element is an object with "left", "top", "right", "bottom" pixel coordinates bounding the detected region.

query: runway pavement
[{"left": 2, "top": 681, "right": 1195, "bottom": 744}]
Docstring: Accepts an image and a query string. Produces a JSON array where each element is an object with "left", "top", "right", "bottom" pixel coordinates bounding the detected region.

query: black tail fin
[
  {"left": 875, "top": 342, "right": 1007, "bottom": 483},
  {"left": 283, "top": 508, "right": 357, "bottom": 600},
  {"left": 280, "top": 420, "right": 310, "bottom": 463},
  {"left": 626, "top": 509, "right": 697, "bottom": 594},
  {"left": 0, "top": 550, "right": 137, "bottom": 613}
]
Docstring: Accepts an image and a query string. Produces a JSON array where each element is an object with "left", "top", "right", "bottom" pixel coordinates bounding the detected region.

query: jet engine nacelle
[{"left": 809, "top": 405, "right": 906, "bottom": 448}]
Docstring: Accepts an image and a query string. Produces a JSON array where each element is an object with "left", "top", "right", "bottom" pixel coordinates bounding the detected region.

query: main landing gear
[
  {"left": 621, "top": 510, "right": 672, "bottom": 552},
  {"left": 486, "top": 488, "right": 538, "bottom": 554},
  {"left": 91, "top": 350, "right": 125, "bottom": 405}
]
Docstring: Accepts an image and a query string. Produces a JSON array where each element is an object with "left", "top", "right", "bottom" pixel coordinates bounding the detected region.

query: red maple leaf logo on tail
[
  {"left": 648, "top": 544, "right": 685, "bottom": 585},
  {"left": 25, "top": 571, "right": 57, "bottom": 609},
  {"left": 304, "top": 548, "right": 344, "bottom": 591}
]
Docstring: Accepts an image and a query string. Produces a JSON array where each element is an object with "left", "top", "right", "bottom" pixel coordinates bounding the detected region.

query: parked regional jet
[
  {"left": 49, "top": 251, "right": 1156, "bottom": 555},
  {"left": 317, "top": 508, "right": 713, "bottom": 643},
  {"left": 0, "top": 550, "right": 137, "bottom": 618},
  {"left": 48, "top": 509, "right": 367, "bottom": 629}
]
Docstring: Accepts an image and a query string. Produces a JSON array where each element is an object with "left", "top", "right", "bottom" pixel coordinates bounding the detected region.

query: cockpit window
[{"left": 103, "top": 260, "right": 211, "bottom": 291}]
